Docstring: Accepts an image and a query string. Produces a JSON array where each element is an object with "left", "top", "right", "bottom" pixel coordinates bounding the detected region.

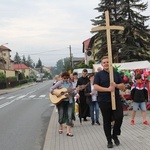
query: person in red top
[{"left": 130, "top": 74, "right": 149, "bottom": 125}]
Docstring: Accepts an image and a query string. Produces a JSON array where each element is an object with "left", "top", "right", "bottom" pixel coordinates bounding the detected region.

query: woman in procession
[
  {"left": 50, "top": 71, "right": 78, "bottom": 137},
  {"left": 84, "top": 73, "right": 100, "bottom": 125}
]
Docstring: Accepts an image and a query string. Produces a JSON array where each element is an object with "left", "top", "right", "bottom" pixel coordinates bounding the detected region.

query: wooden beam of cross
[{"left": 91, "top": 10, "right": 124, "bottom": 110}]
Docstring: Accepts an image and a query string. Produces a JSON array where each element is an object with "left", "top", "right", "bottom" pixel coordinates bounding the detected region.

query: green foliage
[
  {"left": 88, "top": 60, "right": 95, "bottom": 68},
  {"left": 0, "top": 72, "right": 5, "bottom": 82},
  {"left": 35, "top": 58, "right": 42, "bottom": 68},
  {"left": 14, "top": 53, "right": 35, "bottom": 68},
  {"left": 6, "top": 76, "right": 17, "bottom": 81},
  {"left": 62, "top": 58, "right": 70, "bottom": 72},
  {"left": 26, "top": 55, "right": 34, "bottom": 68},
  {"left": 18, "top": 72, "right": 25, "bottom": 80},
  {"left": 91, "top": 0, "right": 150, "bottom": 62},
  {"left": 43, "top": 71, "right": 52, "bottom": 79},
  {"left": 50, "top": 57, "right": 73, "bottom": 77},
  {"left": 14, "top": 52, "right": 21, "bottom": 63},
  {"left": 56, "top": 59, "right": 64, "bottom": 74},
  {"left": 75, "top": 62, "right": 88, "bottom": 69},
  {"left": 22, "top": 55, "right": 27, "bottom": 66},
  {"left": 74, "top": 60, "right": 95, "bottom": 69}
]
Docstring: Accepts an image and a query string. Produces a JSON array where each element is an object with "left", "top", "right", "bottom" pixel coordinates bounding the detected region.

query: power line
[{"left": 11, "top": 48, "right": 68, "bottom": 55}]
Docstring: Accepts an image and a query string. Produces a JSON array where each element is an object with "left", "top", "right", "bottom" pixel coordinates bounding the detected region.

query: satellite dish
[{"left": 87, "top": 51, "right": 92, "bottom": 56}]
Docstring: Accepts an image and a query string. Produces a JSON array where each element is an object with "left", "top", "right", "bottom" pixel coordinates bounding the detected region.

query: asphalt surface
[{"left": 0, "top": 81, "right": 54, "bottom": 150}]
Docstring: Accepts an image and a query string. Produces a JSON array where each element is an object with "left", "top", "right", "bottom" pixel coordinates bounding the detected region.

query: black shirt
[
  {"left": 94, "top": 70, "right": 123, "bottom": 102},
  {"left": 131, "top": 82, "right": 148, "bottom": 102},
  {"left": 76, "top": 76, "right": 90, "bottom": 96}
]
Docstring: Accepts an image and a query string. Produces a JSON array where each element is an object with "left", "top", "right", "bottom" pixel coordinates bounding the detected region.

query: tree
[
  {"left": 50, "top": 66, "right": 60, "bottom": 77},
  {"left": 35, "top": 58, "right": 42, "bottom": 68},
  {"left": 91, "top": 0, "right": 150, "bottom": 63},
  {"left": 62, "top": 58, "right": 70, "bottom": 72},
  {"left": 14, "top": 52, "right": 21, "bottom": 64},
  {"left": 56, "top": 59, "right": 64, "bottom": 74},
  {"left": 26, "top": 55, "right": 34, "bottom": 68},
  {"left": 22, "top": 55, "right": 27, "bottom": 66}
]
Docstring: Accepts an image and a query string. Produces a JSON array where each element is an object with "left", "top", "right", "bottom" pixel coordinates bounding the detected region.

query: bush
[
  {"left": 0, "top": 73, "right": 34, "bottom": 89},
  {"left": 0, "top": 72, "right": 5, "bottom": 82}
]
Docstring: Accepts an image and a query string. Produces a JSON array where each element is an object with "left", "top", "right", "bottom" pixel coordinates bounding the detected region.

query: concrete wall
[{"left": 0, "top": 69, "right": 15, "bottom": 77}]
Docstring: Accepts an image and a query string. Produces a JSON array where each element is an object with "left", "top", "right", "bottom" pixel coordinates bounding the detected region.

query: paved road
[{"left": 0, "top": 80, "right": 54, "bottom": 150}]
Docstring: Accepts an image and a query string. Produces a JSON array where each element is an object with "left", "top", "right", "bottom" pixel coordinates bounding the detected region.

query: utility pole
[{"left": 69, "top": 45, "right": 72, "bottom": 70}]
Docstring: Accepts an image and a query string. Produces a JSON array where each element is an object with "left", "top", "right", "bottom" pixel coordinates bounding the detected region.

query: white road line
[
  {"left": 0, "top": 100, "right": 15, "bottom": 109},
  {"left": 39, "top": 95, "right": 46, "bottom": 98},
  {"left": 0, "top": 94, "right": 48, "bottom": 109},
  {"left": 7, "top": 96, "right": 16, "bottom": 99},
  {"left": 17, "top": 95, "right": 26, "bottom": 99},
  {"left": 29, "top": 95, "right": 36, "bottom": 98}
]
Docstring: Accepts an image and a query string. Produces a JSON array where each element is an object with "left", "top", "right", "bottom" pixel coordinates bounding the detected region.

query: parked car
[{"left": 36, "top": 77, "right": 43, "bottom": 82}]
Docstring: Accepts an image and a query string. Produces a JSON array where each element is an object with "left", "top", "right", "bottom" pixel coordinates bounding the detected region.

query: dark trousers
[{"left": 98, "top": 99, "right": 123, "bottom": 142}]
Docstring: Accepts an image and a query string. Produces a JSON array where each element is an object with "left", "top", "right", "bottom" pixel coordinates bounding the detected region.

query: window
[{"left": 3, "top": 53, "right": 6, "bottom": 56}]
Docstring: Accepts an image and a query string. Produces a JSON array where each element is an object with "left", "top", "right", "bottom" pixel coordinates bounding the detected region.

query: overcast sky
[{"left": 0, "top": 0, "right": 149, "bottom": 66}]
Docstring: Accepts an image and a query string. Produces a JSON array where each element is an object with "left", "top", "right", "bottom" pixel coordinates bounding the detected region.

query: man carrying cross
[{"left": 93, "top": 11, "right": 125, "bottom": 148}]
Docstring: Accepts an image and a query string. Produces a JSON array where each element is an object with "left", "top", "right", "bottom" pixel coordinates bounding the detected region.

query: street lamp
[
  {"left": 116, "top": 48, "right": 122, "bottom": 63},
  {"left": 0, "top": 43, "right": 8, "bottom": 46}
]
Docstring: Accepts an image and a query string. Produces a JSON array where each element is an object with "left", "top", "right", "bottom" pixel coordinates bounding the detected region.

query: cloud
[{"left": 0, "top": 0, "right": 149, "bottom": 66}]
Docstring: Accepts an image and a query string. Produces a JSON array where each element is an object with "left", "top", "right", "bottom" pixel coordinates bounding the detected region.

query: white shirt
[{"left": 91, "top": 84, "right": 97, "bottom": 101}]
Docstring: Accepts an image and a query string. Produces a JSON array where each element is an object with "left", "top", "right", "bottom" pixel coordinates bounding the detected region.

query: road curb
[
  {"left": 43, "top": 107, "right": 55, "bottom": 150},
  {"left": 0, "top": 83, "right": 37, "bottom": 95}
]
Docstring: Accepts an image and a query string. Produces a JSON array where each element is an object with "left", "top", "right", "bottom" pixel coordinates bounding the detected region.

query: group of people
[{"left": 50, "top": 56, "right": 149, "bottom": 148}]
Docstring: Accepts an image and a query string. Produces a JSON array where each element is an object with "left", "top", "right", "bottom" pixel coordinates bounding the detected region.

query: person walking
[
  {"left": 130, "top": 74, "right": 149, "bottom": 125},
  {"left": 53, "top": 75, "right": 61, "bottom": 85},
  {"left": 50, "top": 72, "right": 77, "bottom": 137},
  {"left": 76, "top": 69, "right": 90, "bottom": 121},
  {"left": 84, "top": 73, "right": 100, "bottom": 125},
  {"left": 70, "top": 72, "right": 79, "bottom": 126},
  {"left": 93, "top": 56, "right": 125, "bottom": 148}
]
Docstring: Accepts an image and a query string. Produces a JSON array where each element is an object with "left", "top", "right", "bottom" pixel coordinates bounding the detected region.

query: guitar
[{"left": 49, "top": 88, "right": 69, "bottom": 104}]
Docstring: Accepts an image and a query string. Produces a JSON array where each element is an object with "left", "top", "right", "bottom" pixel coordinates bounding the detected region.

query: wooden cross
[{"left": 91, "top": 10, "right": 124, "bottom": 110}]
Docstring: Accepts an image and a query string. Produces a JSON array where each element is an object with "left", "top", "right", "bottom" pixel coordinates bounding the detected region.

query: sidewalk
[
  {"left": 43, "top": 108, "right": 150, "bottom": 150},
  {"left": 0, "top": 82, "right": 36, "bottom": 95}
]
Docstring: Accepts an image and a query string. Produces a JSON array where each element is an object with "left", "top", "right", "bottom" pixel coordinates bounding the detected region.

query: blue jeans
[
  {"left": 89, "top": 101, "right": 99, "bottom": 123},
  {"left": 57, "top": 101, "right": 73, "bottom": 126},
  {"left": 133, "top": 102, "right": 146, "bottom": 111}
]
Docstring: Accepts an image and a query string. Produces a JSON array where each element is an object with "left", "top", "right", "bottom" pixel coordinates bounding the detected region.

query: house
[
  {"left": 0, "top": 45, "right": 15, "bottom": 77},
  {"left": 14, "top": 63, "right": 30, "bottom": 78},
  {"left": 72, "top": 57, "right": 84, "bottom": 67},
  {"left": 29, "top": 67, "right": 40, "bottom": 78},
  {"left": 0, "top": 45, "right": 44, "bottom": 79},
  {"left": 43, "top": 66, "right": 51, "bottom": 73},
  {"left": 82, "top": 35, "right": 98, "bottom": 65}
]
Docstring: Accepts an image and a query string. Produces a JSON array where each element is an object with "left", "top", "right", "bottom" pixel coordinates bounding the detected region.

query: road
[{"left": 0, "top": 80, "right": 54, "bottom": 150}]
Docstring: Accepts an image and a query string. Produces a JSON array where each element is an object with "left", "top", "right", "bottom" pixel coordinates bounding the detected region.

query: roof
[
  {"left": 93, "top": 61, "right": 150, "bottom": 72},
  {"left": 83, "top": 38, "right": 91, "bottom": 51},
  {"left": 43, "top": 66, "right": 51, "bottom": 70},
  {"left": 10, "top": 59, "right": 14, "bottom": 62},
  {"left": 72, "top": 57, "right": 84, "bottom": 62},
  {"left": 82, "top": 36, "right": 95, "bottom": 52},
  {"left": 114, "top": 60, "right": 150, "bottom": 70},
  {"left": 14, "top": 64, "right": 29, "bottom": 70},
  {"left": 0, "top": 45, "right": 11, "bottom": 51}
]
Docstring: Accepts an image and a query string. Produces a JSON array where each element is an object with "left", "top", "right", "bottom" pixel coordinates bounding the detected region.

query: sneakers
[
  {"left": 143, "top": 120, "right": 149, "bottom": 125},
  {"left": 130, "top": 120, "right": 149, "bottom": 125},
  {"left": 130, "top": 120, "right": 134, "bottom": 125}
]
